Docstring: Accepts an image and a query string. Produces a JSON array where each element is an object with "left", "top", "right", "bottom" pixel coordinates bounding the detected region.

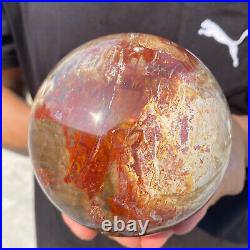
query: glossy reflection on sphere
[{"left": 29, "top": 33, "right": 232, "bottom": 236}]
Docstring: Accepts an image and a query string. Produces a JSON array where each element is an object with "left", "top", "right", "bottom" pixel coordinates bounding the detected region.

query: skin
[
  {"left": 3, "top": 67, "right": 247, "bottom": 248},
  {"left": 2, "top": 68, "right": 30, "bottom": 154}
]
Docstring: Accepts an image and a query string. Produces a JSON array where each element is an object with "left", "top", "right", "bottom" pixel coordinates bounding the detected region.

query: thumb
[{"left": 62, "top": 214, "right": 97, "bottom": 241}]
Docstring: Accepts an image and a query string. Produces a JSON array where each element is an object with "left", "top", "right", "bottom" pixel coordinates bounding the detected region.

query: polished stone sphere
[{"left": 29, "top": 33, "right": 232, "bottom": 236}]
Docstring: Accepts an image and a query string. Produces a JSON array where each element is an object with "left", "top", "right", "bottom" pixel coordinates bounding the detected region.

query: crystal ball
[{"left": 29, "top": 33, "right": 232, "bottom": 236}]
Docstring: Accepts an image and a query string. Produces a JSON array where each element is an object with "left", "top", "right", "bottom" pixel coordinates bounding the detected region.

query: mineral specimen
[{"left": 29, "top": 33, "right": 232, "bottom": 236}]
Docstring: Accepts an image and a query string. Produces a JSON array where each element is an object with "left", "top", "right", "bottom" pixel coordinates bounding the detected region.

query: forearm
[
  {"left": 232, "top": 114, "right": 248, "bottom": 165},
  {"left": 2, "top": 86, "right": 31, "bottom": 154}
]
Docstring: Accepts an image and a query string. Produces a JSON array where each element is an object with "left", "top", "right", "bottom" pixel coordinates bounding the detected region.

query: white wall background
[{"left": 2, "top": 148, "right": 36, "bottom": 248}]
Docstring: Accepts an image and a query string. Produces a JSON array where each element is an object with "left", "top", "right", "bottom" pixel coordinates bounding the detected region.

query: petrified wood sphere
[{"left": 29, "top": 33, "right": 232, "bottom": 236}]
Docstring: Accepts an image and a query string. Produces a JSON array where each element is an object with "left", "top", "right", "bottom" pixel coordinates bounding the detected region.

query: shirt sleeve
[{"left": 2, "top": 7, "right": 19, "bottom": 68}]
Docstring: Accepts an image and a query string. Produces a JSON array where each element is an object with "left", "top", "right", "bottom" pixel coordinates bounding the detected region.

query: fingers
[
  {"left": 172, "top": 206, "right": 207, "bottom": 235},
  {"left": 110, "top": 231, "right": 173, "bottom": 248},
  {"left": 140, "top": 231, "right": 173, "bottom": 248},
  {"left": 62, "top": 213, "right": 173, "bottom": 247},
  {"left": 62, "top": 214, "right": 97, "bottom": 241}
]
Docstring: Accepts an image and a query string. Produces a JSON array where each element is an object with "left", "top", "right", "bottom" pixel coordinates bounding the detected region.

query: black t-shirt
[{"left": 3, "top": 3, "right": 248, "bottom": 247}]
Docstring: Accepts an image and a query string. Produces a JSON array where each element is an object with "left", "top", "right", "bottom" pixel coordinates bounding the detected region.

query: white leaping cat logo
[{"left": 198, "top": 19, "right": 248, "bottom": 68}]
